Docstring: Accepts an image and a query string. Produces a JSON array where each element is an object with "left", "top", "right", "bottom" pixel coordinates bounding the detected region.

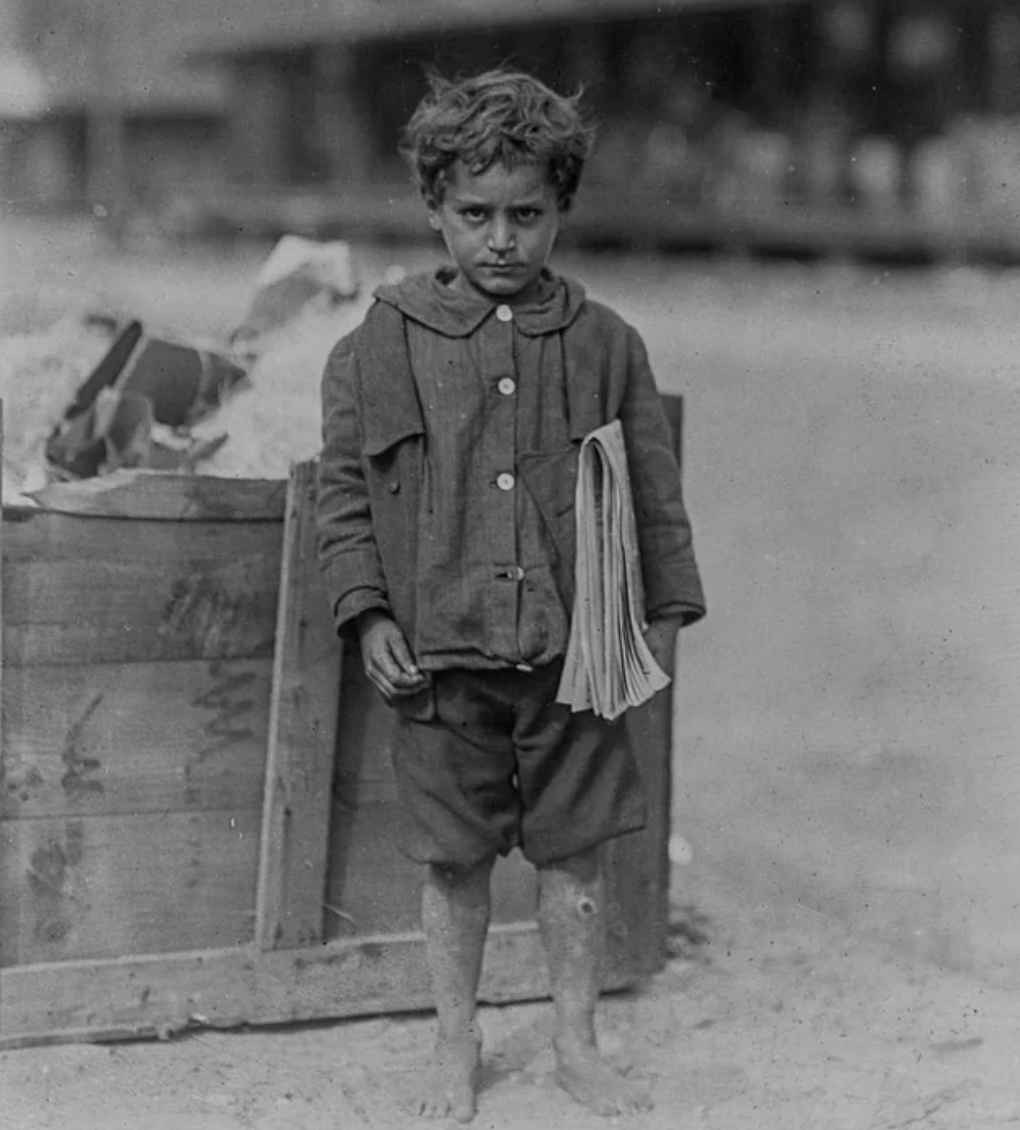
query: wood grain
[
  {"left": 24, "top": 471, "right": 287, "bottom": 521},
  {"left": 1, "top": 659, "right": 271, "bottom": 820},
  {"left": 255, "top": 462, "right": 342, "bottom": 951},
  {"left": 3, "top": 554, "right": 279, "bottom": 665},
  {"left": 2, "top": 504, "right": 281, "bottom": 563},
  {"left": 0, "top": 809, "right": 261, "bottom": 966},
  {"left": 0, "top": 920, "right": 644, "bottom": 1047}
]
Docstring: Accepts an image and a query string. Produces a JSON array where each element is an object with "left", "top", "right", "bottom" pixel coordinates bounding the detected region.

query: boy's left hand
[{"left": 644, "top": 618, "right": 682, "bottom": 677}]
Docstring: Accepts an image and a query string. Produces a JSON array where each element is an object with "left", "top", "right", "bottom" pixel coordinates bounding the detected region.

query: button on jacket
[{"left": 316, "top": 267, "right": 706, "bottom": 668}]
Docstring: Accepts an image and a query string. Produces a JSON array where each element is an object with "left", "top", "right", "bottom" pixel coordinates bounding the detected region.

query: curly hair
[{"left": 401, "top": 69, "right": 596, "bottom": 212}]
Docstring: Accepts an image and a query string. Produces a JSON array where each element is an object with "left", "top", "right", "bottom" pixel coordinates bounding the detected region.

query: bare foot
[
  {"left": 413, "top": 1035, "right": 481, "bottom": 1123},
  {"left": 554, "top": 1037, "right": 653, "bottom": 1117}
]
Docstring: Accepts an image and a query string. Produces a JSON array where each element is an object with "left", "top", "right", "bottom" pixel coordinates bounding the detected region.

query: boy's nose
[{"left": 488, "top": 218, "right": 516, "bottom": 252}]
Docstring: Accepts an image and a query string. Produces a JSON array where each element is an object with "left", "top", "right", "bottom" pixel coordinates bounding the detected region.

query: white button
[
  {"left": 497, "top": 377, "right": 516, "bottom": 396},
  {"left": 496, "top": 472, "right": 515, "bottom": 491},
  {"left": 496, "top": 304, "right": 513, "bottom": 322}
]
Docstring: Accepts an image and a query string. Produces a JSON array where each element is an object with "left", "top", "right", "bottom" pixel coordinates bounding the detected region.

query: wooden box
[{"left": 0, "top": 401, "right": 682, "bottom": 1047}]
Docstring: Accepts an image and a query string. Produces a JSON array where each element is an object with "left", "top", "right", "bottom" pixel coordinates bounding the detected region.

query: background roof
[{"left": 182, "top": 0, "right": 809, "bottom": 56}]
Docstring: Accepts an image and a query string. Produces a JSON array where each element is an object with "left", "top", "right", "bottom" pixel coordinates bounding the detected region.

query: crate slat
[
  {"left": 24, "top": 472, "right": 287, "bottom": 521},
  {"left": 255, "top": 462, "right": 342, "bottom": 951},
  {"left": 3, "top": 555, "right": 279, "bottom": 665},
  {"left": 2, "top": 505, "right": 282, "bottom": 563},
  {"left": 0, "top": 919, "right": 649, "bottom": 1048},
  {"left": 1, "top": 658, "right": 271, "bottom": 820},
  {"left": 0, "top": 924, "right": 546, "bottom": 1046},
  {"left": 0, "top": 809, "right": 261, "bottom": 966}
]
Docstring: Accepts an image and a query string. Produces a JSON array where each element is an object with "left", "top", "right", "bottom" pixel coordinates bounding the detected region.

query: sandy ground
[
  {"left": 2, "top": 215, "right": 1020, "bottom": 1128},
  {"left": 2, "top": 885, "right": 1019, "bottom": 1130}
]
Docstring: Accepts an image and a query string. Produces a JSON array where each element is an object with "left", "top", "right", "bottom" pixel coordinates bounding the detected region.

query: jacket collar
[
  {"left": 372, "top": 266, "right": 586, "bottom": 338},
  {"left": 358, "top": 269, "right": 602, "bottom": 456}
]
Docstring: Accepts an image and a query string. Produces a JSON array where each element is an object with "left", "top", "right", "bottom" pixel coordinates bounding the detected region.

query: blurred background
[
  {"left": 1, "top": 0, "right": 1019, "bottom": 998},
  {"left": 2, "top": 0, "right": 1020, "bottom": 254}
]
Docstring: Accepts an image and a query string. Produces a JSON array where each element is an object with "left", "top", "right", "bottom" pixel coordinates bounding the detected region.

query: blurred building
[
  {"left": 4, "top": 0, "right": 1020, "bottom": 252},
  {"left": 0, "top": 0, "right": 228, "bottom": 209}
]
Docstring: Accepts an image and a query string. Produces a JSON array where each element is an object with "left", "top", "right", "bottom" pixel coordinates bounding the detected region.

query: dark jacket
[{"left": 316, "top": 270, "right": 705, "bottom": 647}]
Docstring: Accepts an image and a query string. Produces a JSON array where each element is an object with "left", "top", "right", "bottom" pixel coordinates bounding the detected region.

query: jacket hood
[{"left": 372, "top": 266, "right": 586, "bottom": 338}]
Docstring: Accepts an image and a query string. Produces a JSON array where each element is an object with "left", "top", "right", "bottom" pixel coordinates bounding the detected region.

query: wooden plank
[
  {"left": 0, "top": 810, "right": 261, "bottom": 966},
  {"left": 2, "top": 505, "right": 281, "bottom": 563},
  {"left": 606, "top": 691, "right": 674, "bottom": 979},
  {"left": 600, "top": 393, "right": 683, "bottom": 977},
  {"left": 1, "top": 659, "right": 271, "bottom": 820},
  {"left": 3, "top": 625, "right": 275, "bottom": 668},
  {"left": 3, "top": 554, "right": 279, "bottom": 666},
  {"left": 255, "top": 461, "right": 342, "bottom": 951},
  {"left": 0, "top": 920, "right": 641, "bottom": 1047},
  {"left": 1, "top": 401, "right": 4, "bottom": 739},
  {"left": 23, "top": 470, "right": 287, "bottom": 521}
]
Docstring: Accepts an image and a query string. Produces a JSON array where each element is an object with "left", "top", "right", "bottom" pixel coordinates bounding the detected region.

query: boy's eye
[
  {"left": 460, "top": 207, "right": 487, "bottom": 222},
  {"left": 515, "top": 208, "right": 541, "bottom": 223}
]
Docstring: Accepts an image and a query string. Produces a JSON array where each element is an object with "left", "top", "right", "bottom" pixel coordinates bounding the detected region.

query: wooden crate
[{"left": 0, "top": 400, "right": 683, "bottom": 1047}]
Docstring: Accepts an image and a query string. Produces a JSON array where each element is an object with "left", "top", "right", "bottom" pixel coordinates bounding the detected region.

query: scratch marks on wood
[
  {"left": 26, "top": 822, "right": 85, "bottom": 947},
  {"left": 193, "top": 663, "right": 258, "bottom": 761},
  {"left": 61, "top": 694, "right": 105, "bottom": 800},
  {"left": 182, "top": 662, "right": 260, "bottom": 808},
  {"left": 3, "top": 763, "right": 44, "bottom": 805},
  {"left": 160, "top": 558, "right": 276, "bottom": 657}
]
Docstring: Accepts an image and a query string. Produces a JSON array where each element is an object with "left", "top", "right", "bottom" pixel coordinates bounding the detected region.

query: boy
[{"left": 317, "top": 69, "right": 705, "bottom": 1122}]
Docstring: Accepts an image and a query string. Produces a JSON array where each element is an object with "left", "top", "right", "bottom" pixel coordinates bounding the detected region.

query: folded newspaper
[{"left": 556, "top": 419, "right": 671, "bottom": 719}]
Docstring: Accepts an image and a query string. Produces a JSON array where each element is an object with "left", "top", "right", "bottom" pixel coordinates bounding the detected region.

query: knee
[
  {"left": 429, "top": 856, "right": 495, "bottom": 890},
  {"left": 539, "top": 845, "right": 602, "bottom": 888}
]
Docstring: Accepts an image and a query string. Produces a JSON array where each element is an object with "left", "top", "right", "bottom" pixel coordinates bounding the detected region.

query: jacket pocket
[
  {"left": 518, "top": 446, "right": 579, "bottom": 606},
  {"left": 362, "top": 420, "right": 424, "bottom": 460}
]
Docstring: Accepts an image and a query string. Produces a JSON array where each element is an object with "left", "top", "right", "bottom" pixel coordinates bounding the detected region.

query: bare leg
[
  {"left": 415, "top": 856, "right": 494, "bottom": 1123},
  {"left": 537, "top": 847, "right": 653, "bottom": 1117}
]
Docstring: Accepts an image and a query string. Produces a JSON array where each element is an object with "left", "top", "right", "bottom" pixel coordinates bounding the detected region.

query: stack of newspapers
[{"left": 556, "top": 420, "right": 671, "bottom": 719}]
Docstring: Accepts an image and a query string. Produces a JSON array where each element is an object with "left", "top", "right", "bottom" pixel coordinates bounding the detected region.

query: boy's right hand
[{"left": 357, "top": 611, "right": 430, "bottom": 702}]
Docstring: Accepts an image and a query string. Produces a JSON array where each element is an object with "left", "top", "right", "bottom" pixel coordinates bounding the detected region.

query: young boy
[{"left": 317, "top": 69, "right": 705, "bottom": 1122}]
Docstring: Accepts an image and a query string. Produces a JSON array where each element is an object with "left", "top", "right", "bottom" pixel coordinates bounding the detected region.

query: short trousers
[{"left": 389, "top": 662, "right": 647, "bottom": 868}]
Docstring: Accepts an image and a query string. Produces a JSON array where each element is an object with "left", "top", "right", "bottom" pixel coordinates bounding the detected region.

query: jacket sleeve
[
  {"left": 316, "top": 330, "right": 392, "bottom": 637},
  {"left": 618, "top": 324, "right": 706, "bottom": 627}
]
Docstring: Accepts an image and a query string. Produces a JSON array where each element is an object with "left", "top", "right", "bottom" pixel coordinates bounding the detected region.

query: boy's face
[{"left": 428, "top": 160, "right": 561, "bottom": 304}]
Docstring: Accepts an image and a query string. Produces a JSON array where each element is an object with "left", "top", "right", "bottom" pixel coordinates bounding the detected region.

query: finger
[
  {"left": 389, "top": 680, "right": 430, "bottom": 699},
  {"left": 385, "top": 631, "right": 421, "bottom": 679},
  {"left": 365, "top": 652, "right": 403, "bottom": 698},
  {"left": 369, "top": 652, "right": 426, "bottom": 694},
  {"left": 367, "top": 633, "right": 406, "bottom": 680},
  {"left": 366, "top": 669, "right": 397, "bottom": 701}
]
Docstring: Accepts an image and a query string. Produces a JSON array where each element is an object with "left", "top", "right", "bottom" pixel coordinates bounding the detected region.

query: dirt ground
[
  {"left": 2, "top": 215, "right": 1019, "bottom": 1128},
  {"left": 2, "top": 883, "right": 1019, "bottom": 1130}
]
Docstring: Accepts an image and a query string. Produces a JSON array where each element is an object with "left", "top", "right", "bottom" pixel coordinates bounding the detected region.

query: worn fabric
[
  {"left": 389, "top": 662, "right": 647, "bottom": 867},
  {"left": 403, "top": 268, "right": 574, "bottom": 670},
  {"left": 316, "top": 266, "right": 706, "bottom": 662}
]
